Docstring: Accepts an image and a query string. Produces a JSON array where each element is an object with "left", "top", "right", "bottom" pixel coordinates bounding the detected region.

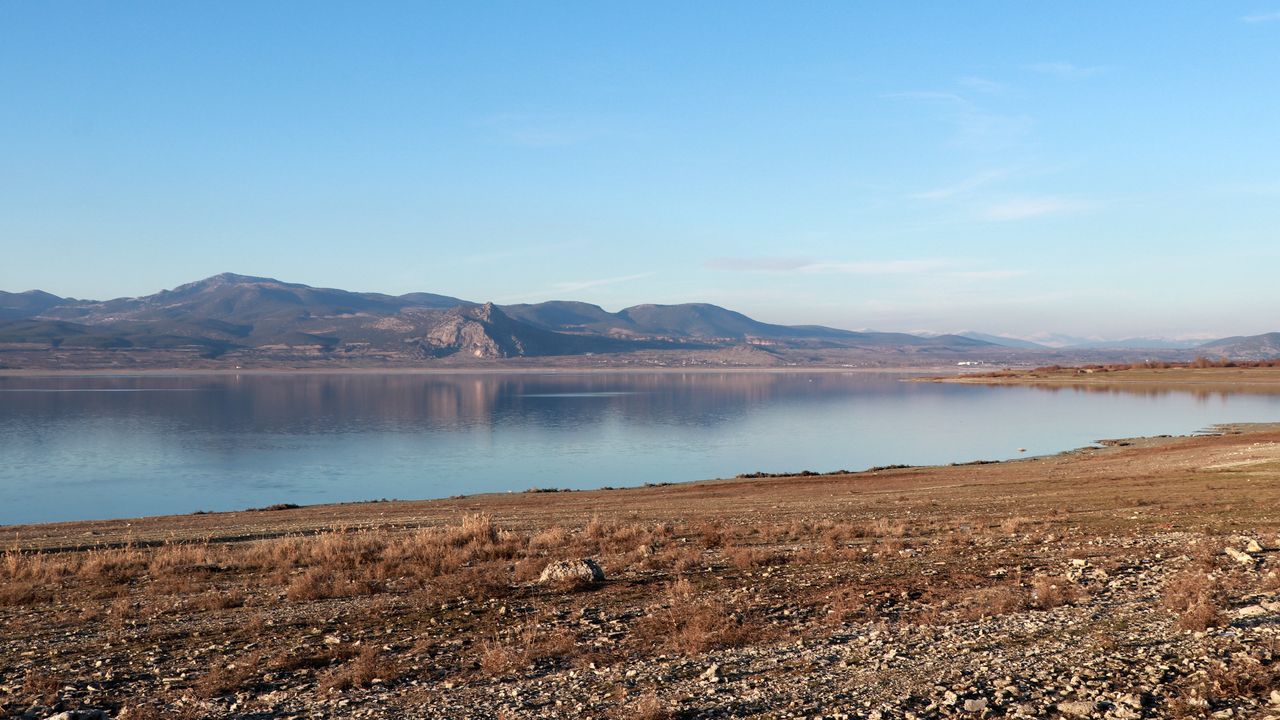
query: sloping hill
[
  {"left": 1, "top": 273, "right": 1003, "bottom": 363},
  {"left": 1201, "top": 332, "right": 1280, "bottom": 358},
  {"left": 500, "top": 301, "right": 640, "bottom": 335},
  {"left": 41, "top": 273, "right": 455, "bottom": 325},
  {"left": 954, "top": 332, "right": 1049, "bottom": 350},
  {"left": 0, "top": 290, "right": 73, "bottom": 320}
]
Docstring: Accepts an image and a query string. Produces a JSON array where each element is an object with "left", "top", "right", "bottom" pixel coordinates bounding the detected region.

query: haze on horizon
[{"left": 2, "top": 3, "right": 1278, "bottom": 341}]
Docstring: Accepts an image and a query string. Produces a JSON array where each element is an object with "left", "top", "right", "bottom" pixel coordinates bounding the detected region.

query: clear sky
[{"left": 2, "top": 2, "right": 1278, "bottom": 340}]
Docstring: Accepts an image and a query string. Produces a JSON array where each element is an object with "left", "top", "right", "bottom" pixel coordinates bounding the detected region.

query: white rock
[
  {"left": 1225, "top": 547, "right": 1256, "bottom": 566},
  {"left": 537, "top": 558, "right": 605, "bottom": 584},
  {"left": 1056, "top": 700, "right": 1096, "bottom": 717}
]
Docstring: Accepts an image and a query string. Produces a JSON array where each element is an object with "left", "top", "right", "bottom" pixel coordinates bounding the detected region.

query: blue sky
[{"left": 2, "top": 3, "right": 1278, "bottom": 339}]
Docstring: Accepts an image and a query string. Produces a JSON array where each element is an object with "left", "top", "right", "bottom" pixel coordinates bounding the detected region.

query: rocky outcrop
[{"left": 417, "top": 303, "right": 522, "bottom": 359}]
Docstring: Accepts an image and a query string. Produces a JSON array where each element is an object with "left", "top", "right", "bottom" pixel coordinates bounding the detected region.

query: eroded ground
[{"left": 3, "top": 427, "right": 1280, "bottom": 719}]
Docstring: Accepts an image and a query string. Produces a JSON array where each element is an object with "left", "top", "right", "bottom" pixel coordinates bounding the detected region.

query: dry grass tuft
[
  {"left": 1162, "top": 570, "right": 1225, "bottom": 631},
  {"left": 318, "top": 646, "right": 399, "bottom": 691},
  {"left": 615, "top": 691, "right": 674, "bottom": 720},
  {"left": 640, "top": 581, "right": 753, "bottom": 655},
  {"left": 22, "top": 668, "right": 62, "bottom": 704},
  {"left": 955, "top": 585, "right": 1026, "bottom": 621},
  {"left": 194, "top": 652, "right": 262, "bottom": 699},
  {"left": 1030, "top": 575, "right": 1084, "bottom": 609}
]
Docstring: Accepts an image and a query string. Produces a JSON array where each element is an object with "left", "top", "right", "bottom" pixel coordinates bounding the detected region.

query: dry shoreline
[
  {"left": 0, "top": 425, "right": 1268, "bottom": 550},
  {"left": 923, "top": 365, "right": 1280, "bottom": 390}
]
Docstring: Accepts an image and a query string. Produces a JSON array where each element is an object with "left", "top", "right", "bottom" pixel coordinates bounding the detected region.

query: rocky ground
[{"left": 3, "top": 427, "right": 1280, "bottom": 719}]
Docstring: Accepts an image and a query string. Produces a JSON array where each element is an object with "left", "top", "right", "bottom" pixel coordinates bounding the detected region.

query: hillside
[
  {"left": 1200, "top": 332, "right": 1280, "bottom": 359},
  {"left": 0, "top": 274, "right": 1002, "bottom": 368}
]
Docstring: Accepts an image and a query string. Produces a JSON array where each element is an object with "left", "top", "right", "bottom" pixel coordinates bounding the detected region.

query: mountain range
[
  {"left": 948, "top": 332, "right": 1211, "bottom": 351},
  {"left": 0, "top": 273, "right": 991, "bottom": 362},
  {"left": 2, "top": 273, "right": 1276, "bottom": 366}
]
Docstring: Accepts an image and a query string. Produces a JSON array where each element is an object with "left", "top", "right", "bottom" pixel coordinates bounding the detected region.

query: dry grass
[
  {"left": 1030, "top": 576, "right": 1084, "bottom": 609},
  {"left": 478, "top": 618, "right": 578, "bottom": 677},
  {"left": 614, "top": 691, "right": 674, "bottom": 720},
  {"left": 319, "top": 646, "right": 400, "bottom": 691},
  {"left": 194, "top": 651, "right": 263, "bottom": 699},
  {"left": 1162, "top": 570, "right": 1225, "bottom": 631},
  {"left": 955, "top": 585, "right": 1027, "bottom": 621},
  {"left": 21, "top": 669, "right": 62, "bottom": 705},
  {"left": 638, "top": 579, "right": 755, "bottom": 655}
]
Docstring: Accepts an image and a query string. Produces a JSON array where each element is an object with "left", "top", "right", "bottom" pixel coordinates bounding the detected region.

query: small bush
[
  {"left": 1162, "top": 570, "right": 1224, "bottom": 631},
  {"left": 1030, "top": 576, "right": 1083, "bottom": 609}
]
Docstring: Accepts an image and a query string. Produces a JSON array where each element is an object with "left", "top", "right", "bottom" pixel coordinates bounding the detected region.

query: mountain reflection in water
[{"left": 2, "top": 372, "right": 1278, "bottom": 525}]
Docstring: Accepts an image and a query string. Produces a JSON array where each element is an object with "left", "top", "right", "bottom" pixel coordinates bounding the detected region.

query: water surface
[{"left": 2, "top": 371, "right": 1277, "bottom": 525}]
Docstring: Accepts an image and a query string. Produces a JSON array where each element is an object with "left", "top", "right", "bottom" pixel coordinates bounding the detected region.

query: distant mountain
[
  {"left": 952, "top": 332, "right": 1049, "bottom": 350},
  {"left": 950, "top": 331, "right": 1208, "bottom": 351},
  {"left": 0, "top": 290, "right": 71, "bottom": 321},
  {"left": 40, "top": 273, "right": 467, "bottom": 326},
  {"left": 1066, "top": 337, "right": 1207, "bottom": 350},
  {"left": 1, "top": 273, "right": 1000, "bottom": 364},
  {"left": 500, "top": 301, "right": 640, "bottom": 336},
  {"left": 1200, "top": 332, "right": 1280, "bottom": 358},
  {"left": 0, "top": 317, "right": 238, "bottom": 353},
  {"left": 504, "top": 300, "right": 991, "bottom": 348}
]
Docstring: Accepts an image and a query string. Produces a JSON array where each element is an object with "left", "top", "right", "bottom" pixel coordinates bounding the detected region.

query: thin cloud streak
[
  {"left": 1027, "top": 62, "right": 1104, "bottom": 79},
  {"left": 1242, "top": 11, "right": 1280, "bottom": 22},
  {"left": 882, "top": 91, "right": 966, "bottom": 104},
  {"left": 981, "top": 196, "right": 1088, "bottom": 221},
  {"left": 800, "top": 259, "right": 952, "bottom": 275},
  {"left": 706, "top": 257, "right": 1024, "bottom": 280},
  {"left": 958, "top": 76, "right": 1006, "bottom": 94},
  {"left": 912, "top": 169, "right": 1011, "bottom": 200},
  {"left": 886, "top": 89, "right": 1032, "bottom": 151},
  {"left": 552, "top": 273, "right": 654, "bottom": 293},
  {"left": 704, "top": 257, "right": 813, "bottom": 272}
]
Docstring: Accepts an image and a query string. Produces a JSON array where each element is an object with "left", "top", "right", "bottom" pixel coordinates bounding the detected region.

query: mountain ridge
[
  {"left": 8, "top": 273, "right": 1278, "bottom": 365},
  {"left": 0, "top": 273, "right": 992, "bottom": 362}
]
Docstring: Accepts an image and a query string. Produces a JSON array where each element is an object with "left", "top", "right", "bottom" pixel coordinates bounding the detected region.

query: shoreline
[
  {"left": 0, "top": 364, "right": 960, "bottom": 379},
  {"left": 5, "top": 423, "right": 1273, "bottom": 548},
  {"left": 920, "top": 364, "right": 1280, "bottom": 388}
]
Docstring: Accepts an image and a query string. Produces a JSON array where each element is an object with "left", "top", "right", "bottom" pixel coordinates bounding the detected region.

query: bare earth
[
  {"left": 926, "top": 365, "right": 1280, "bottom": 393},
  {"left": 3, "top": 381, "right": 1280, "bottom": 718}
]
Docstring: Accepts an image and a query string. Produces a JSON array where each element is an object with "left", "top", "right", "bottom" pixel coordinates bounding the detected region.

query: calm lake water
[{"left": 2, "top": 371, "right": 1279, "bottom": 525}]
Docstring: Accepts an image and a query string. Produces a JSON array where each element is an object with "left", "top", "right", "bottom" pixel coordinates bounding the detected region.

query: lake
[{"left": 2, "top": 371, "right": 1278, "bottom": 526}]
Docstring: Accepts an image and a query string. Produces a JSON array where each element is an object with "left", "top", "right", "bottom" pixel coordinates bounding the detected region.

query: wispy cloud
[
  {"left": 551, "top": 273, "right": 653, "bottom": 293},
  {"left": 1027, "top": 62, "right": 1104, "bottom": 79},
  {"left": 980, "top": 196, "right": 1088, "bottom": 221},
  {"left": 459, "top": 241, "right": 582, "bottom": 265},
  {"left": 706, "top": 257, "right": 947, "bottom": 275},
  {"left": 1242, "top": 11, "right": 1280, "bottom": 22},
  {"left": 706, "top": 257, "right": 1023, "bottom": 281},
  {"left": 705, "top": 257, "right": 813, "bottom": 272},
  {"left": 885, "top": 90, "right": 1031, "bottom": 151},
  {"left": 1217, "top": 181, "right": 1280, "bottom": 197},
  {"left": 912, "top": 169, "right": 1011, "bottom": 200},
  {"left": 882, "top": 91, "right": 966, "bottom": 104},
  {"left": 800, "top": 259, "right": 953, "bottom": 275},
  {"left": 958, "top": 76, "right": 1005, "bottom": 94},
  {"left": 946, "top": 269, "right": 1029, "bottom": 280}
]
